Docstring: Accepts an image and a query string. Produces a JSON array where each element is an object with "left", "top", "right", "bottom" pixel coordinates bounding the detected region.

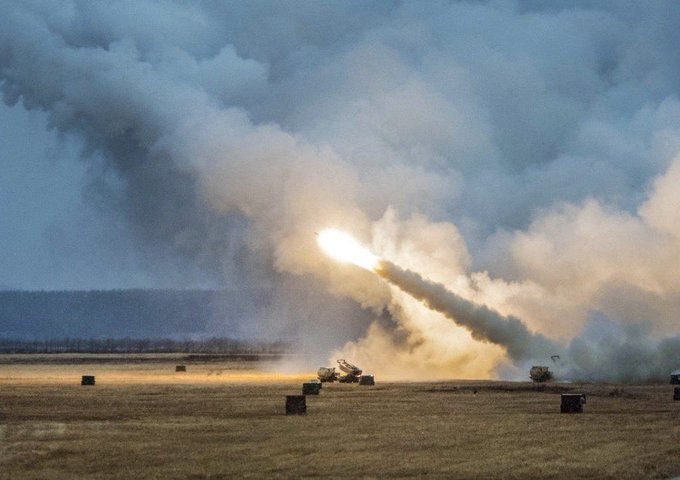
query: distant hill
[{"left": 0, "top": 289, "right": 267, "bottom": 339}]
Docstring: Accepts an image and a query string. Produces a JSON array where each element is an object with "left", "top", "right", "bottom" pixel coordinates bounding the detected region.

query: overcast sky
[
  {"left": 2, "top": 0, "right": 680, "bottom": 378},
  {"left": 2, "top": 0, "right": 679, "bottom": 292},
  {"left": 0, "top": 101, "right": 157, "bottom": 289}
]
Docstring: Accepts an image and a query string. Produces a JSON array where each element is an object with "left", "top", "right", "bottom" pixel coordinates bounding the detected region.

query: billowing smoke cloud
[
  {"left": 2, "top": 1, "right": 680, "bottom": 381},
  {"left": 562, "top": 314, "right": 680, "bottom": 383},
  {"left": 373, "top": 258, "right": 680, "bottom": 382}
]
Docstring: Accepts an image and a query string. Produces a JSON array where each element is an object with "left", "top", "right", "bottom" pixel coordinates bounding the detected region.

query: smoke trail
[
  {"left": 375, "top": 259, "right": 560, "bottom": 363},
  {"left": 370, "top": 256, "right": 680, "bottom": 382}
]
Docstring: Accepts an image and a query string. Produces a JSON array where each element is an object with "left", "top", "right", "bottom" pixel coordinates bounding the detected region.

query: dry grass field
[{"left": 1, "top": 355, "right": 679, "bottom": 479}]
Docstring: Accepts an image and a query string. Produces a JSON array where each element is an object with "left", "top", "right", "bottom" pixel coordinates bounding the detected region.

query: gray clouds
[{"left": 2, "top": 1, "right": 680, "bottom": 379}]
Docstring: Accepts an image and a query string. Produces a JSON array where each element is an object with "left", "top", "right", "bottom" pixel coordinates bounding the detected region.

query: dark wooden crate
[
  {"left": 302, "top": 383, "right": 320, "bottom": 395},
  {"left": 81, "top": 375, "right": 96, "bottom": 386},
  {"left": 560, "top": 393, "right": 585, "bottom": 413},
  {"left": 286, "top": 395, "right": 307, "bottom": 415}
]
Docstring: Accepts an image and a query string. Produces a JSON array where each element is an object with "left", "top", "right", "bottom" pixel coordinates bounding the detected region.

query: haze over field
[{"left": 2, "top": 1, "right": 680, "bottom": 381}]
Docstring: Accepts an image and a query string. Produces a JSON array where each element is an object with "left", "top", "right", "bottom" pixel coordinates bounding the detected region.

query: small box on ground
[
  {"left": 175, "top": 365, "right": 187, "bottom": 372},
  {"left": 286, "top": 395, "right": 306, "bottom": 415},
  {"left": 671, "top": 370, "right": 680, "bottom": 385},
  {"left": 359, "top": 374, "right": 375, "bottom": 386},
  {"left": 302, "top": 382, "right": 321, "bottom": 395},
  {"left": 81, "top": 375, "right": 95, "bottom": 386},
  {"left": 560, "top": 393, "right": 585, "bottom": 413}
]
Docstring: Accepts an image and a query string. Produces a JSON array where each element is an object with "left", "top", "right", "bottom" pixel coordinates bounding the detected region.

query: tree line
[
  {"left": 0, "top": 289, "right": 269, "bottom": 339},
  {"left": 0, "top": 336, "right": 290, "bottom": 354}
]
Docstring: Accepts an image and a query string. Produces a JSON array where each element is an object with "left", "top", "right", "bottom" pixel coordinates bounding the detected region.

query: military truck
[
  {"left": 317, "top": 359, "right": 367, "bottom": 384},
  {"left": 529, "top": 365, "right": 553, "bottom": 383}
]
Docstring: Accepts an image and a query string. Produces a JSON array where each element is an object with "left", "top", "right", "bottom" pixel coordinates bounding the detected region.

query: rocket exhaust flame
[{"left": 317, "top": 229, "right": 379, "bottom": 271}]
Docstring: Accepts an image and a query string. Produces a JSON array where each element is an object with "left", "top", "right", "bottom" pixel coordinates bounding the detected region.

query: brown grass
[{"left": 1, "top": 356, "right": 679, "bottom": 479}]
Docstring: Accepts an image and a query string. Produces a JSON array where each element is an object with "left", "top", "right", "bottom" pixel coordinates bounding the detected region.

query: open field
[{"left": 1, "top": 356, "right": 679, "bottom": 479}]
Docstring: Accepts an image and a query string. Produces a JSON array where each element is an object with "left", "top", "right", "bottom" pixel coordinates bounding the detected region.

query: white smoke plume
[
  {"left": 2, "top": 1, "right": 680, "bottom": 381},
  {"left": 375, "top": 260, "right": 560, "bottom": 362},
  {"left": 368, "top": 257, "right": 680, "bottom": 383}
]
